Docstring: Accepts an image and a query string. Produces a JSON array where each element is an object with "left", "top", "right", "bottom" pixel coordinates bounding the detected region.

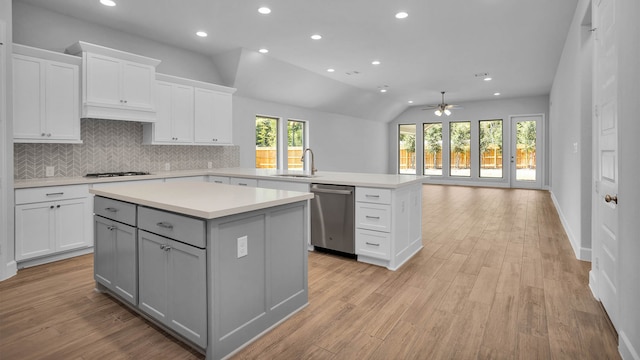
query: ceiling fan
[{"left": 422, "top": 91, "right": 463, "bottom": 116}]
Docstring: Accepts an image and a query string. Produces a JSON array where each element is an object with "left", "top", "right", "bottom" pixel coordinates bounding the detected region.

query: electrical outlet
[
  {"left": 45, "top": 166, "right": 55, "bottom": 177},
  {"left": 164, "top": 163, "right": 171, "bottom": 171},
  {"left": 237, "top": 236, "right": 248, "bottom": 258},
  {"left": 208, "top": 162, "right": 213, "bottom": 169}
]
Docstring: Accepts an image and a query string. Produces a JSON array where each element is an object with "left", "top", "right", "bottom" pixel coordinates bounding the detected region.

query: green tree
[
  {"left": 517, "top": 121, "right": 536, "bottom": 168},
  {"left": 256, "top": 118, "right": 277, "bottom": 147},
  {"left": 450, "top": 122, "right": 470, "bottom": 169},
  {"left": 424, "top": 124, "right": 442, "bottom": 169},
  {"left": 288, "top": 121, "right": 304, "bottom": 147},
  {"left": 400, "top": 132, "right": 416, "bottom": 171}
]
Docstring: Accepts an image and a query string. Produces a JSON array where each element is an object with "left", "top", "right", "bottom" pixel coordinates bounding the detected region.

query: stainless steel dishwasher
[{"left": 310, "top": 183, "right": 355, "bottom": 254}]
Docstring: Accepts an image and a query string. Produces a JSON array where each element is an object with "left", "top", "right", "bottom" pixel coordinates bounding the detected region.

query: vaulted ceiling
[{"left": 15, "top": 0, "right": 579, "bottom": 122}]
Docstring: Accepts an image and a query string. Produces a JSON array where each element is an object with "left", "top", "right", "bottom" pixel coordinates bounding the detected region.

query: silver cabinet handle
[
  {"left": 365, "top": 242, "right": 380, "bottom": 247},
  {"left": 46, "top": 192, "right": 64, "bottom": 196},
  {"left": 104, "top": 207, "right": 118, "bottom": 212},
  {"left": 366, "top": 215, "right": 380, "bottom": 220},
  {"left": 365, "top": 194, "right": 380, "bottom": 198},
  {"left": 238, "top": 183, "right": 248, "bottom": 186},
  {"left": 164, "top": 246, "right": 172, "bottom": 252},
  {"left": 50, "top": 205, "right": 54, "bottom": 209},
  {"left": 156, "top": 222, "right": 174, "bottom": 229},
  {"left": 107, "top": 225, "right": 116, "bottom": 231},
  {"left": 312, "top": 188, "right": 352, "bottom": 195},
  {"left": 214, "top": 181, "right": 223, "bottom": 184}
]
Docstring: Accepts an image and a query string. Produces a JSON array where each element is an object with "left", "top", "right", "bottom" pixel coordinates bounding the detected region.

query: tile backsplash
[{"left": 14, "top": 119, "right": 240, "bottom": 179}]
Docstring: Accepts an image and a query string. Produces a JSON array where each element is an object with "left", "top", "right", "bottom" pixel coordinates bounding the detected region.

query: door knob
[{"left": 605, "top": 194, "right": 618, "bottom": 204}]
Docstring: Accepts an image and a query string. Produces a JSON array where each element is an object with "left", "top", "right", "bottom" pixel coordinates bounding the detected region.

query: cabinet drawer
[
  {"left": 138, "top": 206, "right": 205, "bottom": 248},
  {"left": 230, "top": 177, "right": 258, "bottom": 187},
  {"left": 356, "top": 229, "right": 390, "bottom": 260},
  {"left": 15, "top": 184, "right": 89, "bottom": 204},
  {"left": 356, "top": 203, "right": 391, "bottom": 232},
  {"left": 94, "top": 196, "right": 137, "bottom": 226},
  {"left": 356, "top": 187, "right": 391, "bottom": 204},
  {"left": 209, "top": 176, "right": 230, "bottom": 184}
]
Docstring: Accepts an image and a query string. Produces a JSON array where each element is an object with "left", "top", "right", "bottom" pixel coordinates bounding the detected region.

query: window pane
[
  {"left": 399, "top": 124, "right": 417, "bottom": 174},
  {"left": 423, "top": 123, "right": 443, "bottom": 175},
  {"left": 516, "top": 121, "right": 537, "bottom": 181},
  {"left": 479, "top": 120, "right": 503, "bottom": 178},
  {"left": 255, "top": 116, "right": 278, "bottom": 169},
  {"left": 450, "top": 122, "right": 471, "bottom": 177},
  {"left": 287, "top": 120, "right": 305, "bottom": 170}
]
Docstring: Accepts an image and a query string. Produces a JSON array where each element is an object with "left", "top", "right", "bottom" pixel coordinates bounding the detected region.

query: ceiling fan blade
[
  {"left": 445, "top": 104, "right": 463, "bottom": 109},
  {"left": 421, "top": 105, "right": 438, "bottom": 110}
]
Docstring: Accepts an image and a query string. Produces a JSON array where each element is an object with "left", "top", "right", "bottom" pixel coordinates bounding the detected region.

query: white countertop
[
  {"left": 90, "top": 181, "right": 314, "bottom": 219},
  {"left": 15, "top": 167, "right": 428, "bottom": 189}
]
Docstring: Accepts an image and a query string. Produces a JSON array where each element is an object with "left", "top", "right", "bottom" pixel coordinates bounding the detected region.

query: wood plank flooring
[{"left": 0, "top": 185, "right": 620, "bottom": 359}]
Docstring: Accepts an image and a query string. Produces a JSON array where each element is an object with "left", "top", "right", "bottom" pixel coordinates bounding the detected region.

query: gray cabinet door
[
  {"left": 94, "top": 215, "right": 137, "bottom": 305},
  {"left": 138, "top": 230, "right": 207, "bottom": 348}
]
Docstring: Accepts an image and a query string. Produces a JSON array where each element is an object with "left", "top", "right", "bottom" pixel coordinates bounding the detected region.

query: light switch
[
  {"left": 573, "top": 142, "right": 578, "bottom": 153},
  {"left": 237, "top": 236, "right": 248, "bottom": 258}
]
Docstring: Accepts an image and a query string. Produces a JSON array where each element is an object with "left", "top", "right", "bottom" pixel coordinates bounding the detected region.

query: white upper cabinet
[
  {"left": 143, "top": 73, "right": 235, "bottom": 145},
  {"left": 194, "top": 88, "right": 233, "bottom": 145},
  {"left": 66, "top": 41, "right": 160, "bottom": 122},
  {"left": 12, "top": 45, "right": 81, "bottom": 143},
  {"left": 146, "top": 80, "right": 194, "bottom": 144}
]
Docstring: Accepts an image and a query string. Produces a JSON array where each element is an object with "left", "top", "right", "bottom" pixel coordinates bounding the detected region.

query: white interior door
[
  {"left": 591, "top": 0, "right": 619, "bottom": 329},
  {"left": 510, "top": 115, "right": 543, "bottom": 189}
]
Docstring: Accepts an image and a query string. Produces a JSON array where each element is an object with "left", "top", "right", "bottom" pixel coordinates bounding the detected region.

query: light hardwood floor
[{"left": 0, "top": 185, "right": 620, "bottom": 359}]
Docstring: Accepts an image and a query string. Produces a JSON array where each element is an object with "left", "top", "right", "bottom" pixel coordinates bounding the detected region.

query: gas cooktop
[{"left": 85, "top": 171, "right": 151, "bottom": 178}]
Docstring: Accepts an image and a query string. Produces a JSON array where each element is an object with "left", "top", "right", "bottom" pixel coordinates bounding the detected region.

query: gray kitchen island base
[{"left": 90, "top": 181, "right": 312, "bottom": 360}]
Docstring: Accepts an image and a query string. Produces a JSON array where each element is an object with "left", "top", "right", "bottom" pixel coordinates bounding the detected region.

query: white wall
[
  {"left": 616, "top": 0, "right": 640, "bottom": 357},
  {"left": 12, "top": 1, "right": 223, "bottom": 84},
  {"left": 1, "top": 0, "right": 17, "bottom": 281},
  {"left": 549, "top": 0, "right": 594, "bottom": 261},
  {"left": 234, "top": 96, "right": 389, "bottom": 173},
  {"left": 388, "top": 95, "right": 549, "bottom": 186}
]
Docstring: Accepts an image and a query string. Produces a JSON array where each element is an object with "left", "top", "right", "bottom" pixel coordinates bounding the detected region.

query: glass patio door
[{"left": 510, "top": 115, "right": 543, "bottom": 189}]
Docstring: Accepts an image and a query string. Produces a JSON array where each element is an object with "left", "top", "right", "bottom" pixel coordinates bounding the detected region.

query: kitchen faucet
[{"left": 301, "top": 148, "right": 317, "bottom": 175}]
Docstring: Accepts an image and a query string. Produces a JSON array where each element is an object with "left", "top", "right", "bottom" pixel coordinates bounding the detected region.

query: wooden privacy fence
[
  {"left": 401, "top": 149, "right": 535, "bottom": 170},
  {"left": 256, "top": 147, "right": 304, "bottom": 169}
]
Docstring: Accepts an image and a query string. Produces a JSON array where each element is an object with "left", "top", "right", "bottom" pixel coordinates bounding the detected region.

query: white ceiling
[{"left": 16, "top": 0, "right": 578, "bottom": 120}]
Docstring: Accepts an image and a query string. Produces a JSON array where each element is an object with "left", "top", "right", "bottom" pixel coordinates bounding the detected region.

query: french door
[{"left": 510, "top": 115, "right": 543, "bottom": 189}]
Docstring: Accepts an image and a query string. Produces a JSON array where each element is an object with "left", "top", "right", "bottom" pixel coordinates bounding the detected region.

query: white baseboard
[
  {"left": 549, "top": 191, "right": 591, "bottom": 261},
  {"left": 588, "top": 270, "right": 599, "bottom": 299},
  {"left": 620, "top": 331, "right": 640, "bottom": 360}
]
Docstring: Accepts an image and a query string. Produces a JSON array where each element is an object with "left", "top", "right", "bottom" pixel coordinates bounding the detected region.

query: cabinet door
[
  {"left": 193, "top": 88, "right": 232, "bottom": 144},
  {"left": 45, "top": 61, "right": 79, "bottom": 140},
  {"left": 138, "top": 230, "right": 169, "bottom": 323},
  {"left": 153, "top": 81, "right": 173, "bottom": 142},
  {"left": 13, "top": 54, "right": 44, "bottom": 139},
  {"left": 56, "top": 198, "right": 91, "bottom": 251},
  {"left": 121, "top": 61, "right": 155, "bottom": 111},
  {"left": 85, "top": 53, "right": 121, "bottom": 107},
  {"left": 167, "top": 239, "right": 207, "bottom": 348},
  {"left": 94, "top": 216, "right": 116, "bottom": 287},
  {"left": 15, "top": 202, "right": 55, "bottom": 260},
  {"left": 170, "top": 84, "right": 194, "bottom": 143},
  {"left": 114, "top": 222, "right": 138, "bottom": 305}
]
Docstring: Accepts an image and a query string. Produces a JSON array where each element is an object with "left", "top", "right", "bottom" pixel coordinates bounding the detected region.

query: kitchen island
[{"left": 89, "top": 181, "right": 313, "bottom": 360}]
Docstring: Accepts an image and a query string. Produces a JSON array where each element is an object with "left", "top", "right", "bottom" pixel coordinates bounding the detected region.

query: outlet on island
[
  {"left": 237, "top": 236, "right": 248, "bottom": 258},
  {"left": 208, "top": 162, "right": 212, "bottom": 169},
  {"left": 164, "top": 163, "right": 170, "bottom": 171},
  {"left": 45, "top": 166, "right": 55, "bottom": 177}
]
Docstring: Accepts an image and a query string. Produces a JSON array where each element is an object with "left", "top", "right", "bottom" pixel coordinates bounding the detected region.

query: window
[
  {"left": 399, "top": 124, "right": 416, "bottom": 174},
  {"left": 287, "top": 120, "right": 306, "bottom": 170},
  {"left": 255, "top": 116, "right": 278, "bottom": 169},
  {"left": 450, "top": 122, "right": 471, "bottom": 177},
  {"left": 423, "top": 123, "right": 443, "bottom": 176},
  {"left": 479, "top": 120, "right": 503, "bottom": 178}
]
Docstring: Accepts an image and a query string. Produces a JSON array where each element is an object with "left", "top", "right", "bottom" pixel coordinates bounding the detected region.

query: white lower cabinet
[
  {"left": 15, "top": 185, "right": 92, "bottom": 261},
  {"left": 209, "top": 176, "right": 230, "bottom": 184},
  {"left": 94, "top": 215, "right": 137, "bottom": 305},
  {"left": 138, "top": 230, "right": 207, "bottom": 348},
  {"left": 229, "top": 177, "right": 258, "bottom": 187}
]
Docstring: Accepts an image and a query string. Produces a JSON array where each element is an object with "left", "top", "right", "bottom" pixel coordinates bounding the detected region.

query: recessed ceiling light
[
  {"left": 100, "top": 0, "right": 116, "bottom": 6},
  {"left": 327, "top": 68, "right": 335, "bottom": 72},
  {"left": 258, "top": 7, "right": 271, "bottom": 14},
  {"left": 371, "top": 60, "right": 381, "bottom": 65},
  {"left": 408, "top": 100, "right": 414, "bottom": 104},
  {"left": 311, "top": 34, "right": 322, "bottom": 40},
  {"left": 494, "top": 92, "right": 501, "bottom": 96},
  {"left": 484, "top": 77, "right": 492, "bottom": 81},
  {"left": 258, "top": 48, "right": 269, "bottom": 54},
  {"left": 196, "top": 31, "right": 208, "bottom": 37},
  {"left": 395, "top": 11, "right": 408, "bottom": 19},
  {"left": 380, "top": 89, "right": 388, "bottom": 93}
]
